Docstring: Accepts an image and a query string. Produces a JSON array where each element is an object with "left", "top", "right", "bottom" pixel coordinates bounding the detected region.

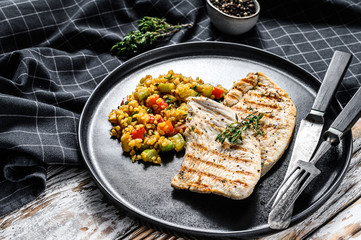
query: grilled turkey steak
[
  {"left": 171, "top": 97, "right": 262, "bottom": 200},
  {"left": 225, "top": 72, "right": 297, "bottom": 176},
  {"left": 171, "top": 72, "right": 296, "bottom": 199}
]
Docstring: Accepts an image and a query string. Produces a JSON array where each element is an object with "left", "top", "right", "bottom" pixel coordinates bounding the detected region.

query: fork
[{"left": 267, "top": 86, "right": 361, "bottom": 229}]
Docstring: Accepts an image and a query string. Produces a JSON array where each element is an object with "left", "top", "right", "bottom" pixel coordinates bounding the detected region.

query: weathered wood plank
[
  {"left": 353, "top": 119, "right": 361, "bottom": 154},
  {"left": 0, "top": 167, "right": 138, "bottom": 239},
  {"left": 308, "top": 196, "right": 361, "bottom": 240},
  {"left": 125, "top": 225, "right": 202, "bottom": 240}
]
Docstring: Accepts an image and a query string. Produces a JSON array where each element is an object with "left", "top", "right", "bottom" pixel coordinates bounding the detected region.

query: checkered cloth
[{"left": 0, "top": 0, "right": 360, "bottom": 217}]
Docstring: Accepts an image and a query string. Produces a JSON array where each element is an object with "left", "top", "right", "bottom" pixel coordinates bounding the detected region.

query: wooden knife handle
[{"left": 312, "top": 51, "right": 352, "bottom": 114}]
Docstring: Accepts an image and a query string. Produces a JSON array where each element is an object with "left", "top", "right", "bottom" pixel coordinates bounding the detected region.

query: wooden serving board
[{"left": 1, "top": 119, "right": 361, "bottom": 240}]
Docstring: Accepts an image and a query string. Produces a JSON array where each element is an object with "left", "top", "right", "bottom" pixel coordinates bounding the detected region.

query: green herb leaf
[
  {"left": 164, "top": 96, "right": 172, "bottom": 104},
  {"left": 165, "top": 74, "right": 174, "bottom": 80},
  {"left": 110, "top": 16, "right": 193, "bottom": 57},
  {"left": 216, "top": 113, "right": 264, "bottom": 144},
  {"left": 130, "top": 111, "right": 139, "bottom": 116}
]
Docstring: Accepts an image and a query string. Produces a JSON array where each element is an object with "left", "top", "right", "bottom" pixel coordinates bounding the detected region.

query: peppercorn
[{"left": 209, "top": 0, "right": 256, "bottom": 17}]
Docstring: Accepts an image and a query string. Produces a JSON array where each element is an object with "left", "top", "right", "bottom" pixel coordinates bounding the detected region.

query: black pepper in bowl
[{"left": 209, "top": 0, "right": 257, "bottom": 17}]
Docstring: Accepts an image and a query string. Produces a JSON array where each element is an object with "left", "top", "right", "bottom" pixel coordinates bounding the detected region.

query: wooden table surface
[{"left": 1, "top": 119, "right": 361, "bottom": 240}]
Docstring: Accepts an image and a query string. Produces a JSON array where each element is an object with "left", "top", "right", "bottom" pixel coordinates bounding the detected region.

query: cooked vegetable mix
[{"left": 108, "top": 70, "right": 227, "bottom": 164}]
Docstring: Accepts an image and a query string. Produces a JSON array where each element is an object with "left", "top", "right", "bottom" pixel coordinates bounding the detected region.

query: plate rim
[{"left": 78, "top": 41, "right": 352, "bottom": 238}]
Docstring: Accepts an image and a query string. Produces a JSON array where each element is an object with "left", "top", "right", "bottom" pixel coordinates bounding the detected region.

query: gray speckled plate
[{"left": 78, "top": 42, "right": 352, "bottom": 238}]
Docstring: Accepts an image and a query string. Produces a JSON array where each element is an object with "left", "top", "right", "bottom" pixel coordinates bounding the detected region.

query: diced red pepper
[
  {"left": 174, "top": 123, "right": 186, "bottom": 134},
  {"left": 158, "top": 120, "right": 174, "bottom": 135},
  {"left": 157, "top": 98, "right": 168, "bottom": 111},
  {"left": 147, "top": 94, "right": 168, "bottom": 113},
  {"left": 120, "top": 97, "right": 126, "bottom": 106},
  {"left": 131, "top": 128, "right": 146, "bottom": 139},
  {"left": 147, "top": 94, "right": 160, "bottom": 107},
  {"left": 212, "top": 87, "right": 224, "bottom": 99}
]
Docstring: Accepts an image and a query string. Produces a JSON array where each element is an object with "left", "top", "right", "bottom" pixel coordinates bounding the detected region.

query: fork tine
[
  {"left": 280, "top": 163, "right": 321, "bottom": 220},
  {"left": 269, "top": 158, "right": 325, "bottom": 229},
  {"left": 266, "top": 166, "right": 302, "bottom": 208}
]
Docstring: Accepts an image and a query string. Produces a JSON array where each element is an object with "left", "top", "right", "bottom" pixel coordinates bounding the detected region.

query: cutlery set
[{"left": 268, "top": 51, "right": 361, "bottom": 229}]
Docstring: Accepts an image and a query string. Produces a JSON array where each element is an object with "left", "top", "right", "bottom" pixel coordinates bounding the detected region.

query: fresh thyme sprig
[
  {"left": 110, "top": 16, "right": 192, "bottom": 57},
  {"left": 216, "top": 113, "right": 264, "bottom": 144}
]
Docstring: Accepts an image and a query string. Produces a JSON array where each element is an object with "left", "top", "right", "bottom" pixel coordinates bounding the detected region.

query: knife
[{"left": 268, "top": 50, "right": 352, "bottom": 229}]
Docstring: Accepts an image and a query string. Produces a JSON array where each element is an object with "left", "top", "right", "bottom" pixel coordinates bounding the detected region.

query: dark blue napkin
[{"left": 1, "top": 0, "right": 360, "bottom": 217}]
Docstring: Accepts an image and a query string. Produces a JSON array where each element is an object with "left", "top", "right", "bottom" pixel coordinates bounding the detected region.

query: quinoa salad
[{"left": 108, "top": 70, "right": 228, "bottom": 164}]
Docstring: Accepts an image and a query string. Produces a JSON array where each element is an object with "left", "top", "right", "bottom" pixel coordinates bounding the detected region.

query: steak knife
[{"left": 268, "top": 50, "right": 352, "bottom": 229}]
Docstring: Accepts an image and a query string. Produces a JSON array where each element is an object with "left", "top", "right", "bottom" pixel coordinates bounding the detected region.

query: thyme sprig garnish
[
  {"left": 216, "top": 113, "right": 264, "bottom": 144},
  {"left": 110, "top": 16, "right": 192, "bottom": 57}
]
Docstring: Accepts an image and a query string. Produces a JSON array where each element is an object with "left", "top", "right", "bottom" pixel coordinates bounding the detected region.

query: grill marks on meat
[
  {"left": 224, "top": 72, "right": 297, "bottom": 176},
  {"left": 171, "top": 97, "right": 261, "bottom": 200},
  {"left": 171, "top": 72, "right": 296, "bottom": 200}
]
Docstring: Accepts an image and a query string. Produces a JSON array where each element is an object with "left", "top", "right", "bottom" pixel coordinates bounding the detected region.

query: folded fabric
[{"left": 1, "top": 0, "right": 361, "bottom": 217}]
